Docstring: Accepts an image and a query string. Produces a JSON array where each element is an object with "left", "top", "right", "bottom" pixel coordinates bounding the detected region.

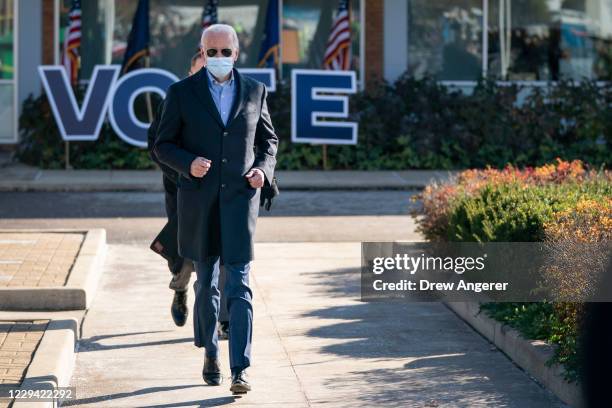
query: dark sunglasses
[{"left": 205, "top": 48, "right": 233, "bottom": 57}]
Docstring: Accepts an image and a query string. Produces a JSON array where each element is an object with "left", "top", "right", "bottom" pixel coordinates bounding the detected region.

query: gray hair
[{"left": 201, "top": 24, "right": 239, "bottom": 50}]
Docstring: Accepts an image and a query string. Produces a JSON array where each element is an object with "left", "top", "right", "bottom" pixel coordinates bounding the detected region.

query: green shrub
[
  {"left": 447, "top": 181, "right": 610, "bottom": 242},
  {"left": 413, "top": 162, "right": 612, "bottom": 383}
]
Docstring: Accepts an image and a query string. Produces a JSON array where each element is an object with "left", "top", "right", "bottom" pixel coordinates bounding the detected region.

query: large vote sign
[{"left": 38, "top": 65, "right": 358, "bottom": 148}]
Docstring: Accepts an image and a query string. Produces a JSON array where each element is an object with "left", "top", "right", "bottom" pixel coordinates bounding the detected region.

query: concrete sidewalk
[
  {"left": 0, "top": 163, "right": 455, "bottom": 191},
  {"left": 67, "top": 243, "right": 563, "bottom": 407}
]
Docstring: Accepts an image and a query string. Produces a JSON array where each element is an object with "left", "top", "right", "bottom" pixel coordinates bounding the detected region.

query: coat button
[
  {"left": 221, "top": 158, "right": 227, "bottom": 163},
  {"left": 223, "top": 131, "right": 228, "bottom": 136},
  {"left": 221, "top": 183, "right": 226, "bottom": 188}
]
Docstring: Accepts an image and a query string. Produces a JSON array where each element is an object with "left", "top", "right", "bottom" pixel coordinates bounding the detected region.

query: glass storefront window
[
  {"left": 282, "top": 0, "right": 361, "bottom": 78},
  {"left": 0, "top": 0, "right": 14, "bottom": 80},
  {"left": 60, "top": 0, "right": 267, "bottom": 79},
  {"left": 60, "top": 0, "right": 111, "bottom": 80},
  {"left": 59, "top": 0, "right": 361, "bottom": 81},
  {"left": 488, "top": 0, "right": 612, "bottom": 81},
  {"left": 0, "top": 0, "right": 14, "bottom": 142},
  {"left": 407, "top": 0, "right": 612, "bottom": 81},
  {"left": 113, "top": 0, "right": 266, "bottom": 76},
  {"left": 407, "top": 0, "right": 484, "bottom": 81}
]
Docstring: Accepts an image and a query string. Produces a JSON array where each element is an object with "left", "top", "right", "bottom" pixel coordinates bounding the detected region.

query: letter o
[{"left": 108, "top": 68, "right": 179, "bottom": 148}]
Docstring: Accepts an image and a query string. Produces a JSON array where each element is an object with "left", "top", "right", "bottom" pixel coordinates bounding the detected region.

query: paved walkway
[{"left": 67, "top": 242, "right": 563, "bottom": 407}]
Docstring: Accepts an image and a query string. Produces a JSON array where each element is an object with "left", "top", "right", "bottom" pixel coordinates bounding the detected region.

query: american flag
[
  {"left": 62, "top": 0, "right": 82, "bottom": 86},
  {"left": 323, "top": 0, "right": 351, "bottom": 70},
  {"left": 201, "top": 0, "right": 218, "bottom": 29}
]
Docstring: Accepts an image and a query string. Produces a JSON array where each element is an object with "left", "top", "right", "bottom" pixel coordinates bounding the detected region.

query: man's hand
[
  {"left": 245, "top": 168, "right": 264, "bottom": 188},
  {"left": 190, "top": 157, "right": 211, "bottom": 178}
]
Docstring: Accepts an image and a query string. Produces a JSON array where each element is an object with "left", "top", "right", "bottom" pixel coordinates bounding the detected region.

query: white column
[
  {"left": 103, "top": 0, "right": 115, "bottom": 64},
  {"left": 383, "top": 0, "right": 409, "bottom": 83},
  {"left": 17, "top": 0, "right": 42, "bottom": 107},
  {"left": 482, "top": 0, "right": 488, "bottom": 77}
]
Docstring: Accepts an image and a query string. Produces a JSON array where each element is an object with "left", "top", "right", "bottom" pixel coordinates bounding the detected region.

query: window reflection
[
  {"left": 408, "top": 0, "right": 611, "bottom": 81},
  {"left": 0, "top": 0, "right": 13, "bottom": 142},
  {"left": 113, "top": 0, "right": 264, "bottom": 73},
  {"left": 408, "top": 0, "right": 484, "bottom": 80},
  {"left": 59, "top": 0, "right": 362, "bottom": 80},
  {"left": 61, "top": 0, "right": 266, "bottom": 79},
  {"left": 488, "top": 0, "right": 612, "bottom": 80},
  {"left": 60, "top": 0, "right": 109, "bottom": 80},
  {"left": 0, "top": 0, "right": 15, "bottom": 80},
  {"left": 283, "top": 0, "right": 361, "bottom": 78}
]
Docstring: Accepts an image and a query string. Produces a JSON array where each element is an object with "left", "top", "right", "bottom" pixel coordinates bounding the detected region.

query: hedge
[
  {"left": 413, "top": 160, "right": 612, "bottom": 382},
  {"left": 16, "top": 75, "right": 611, "bottom": 170}
]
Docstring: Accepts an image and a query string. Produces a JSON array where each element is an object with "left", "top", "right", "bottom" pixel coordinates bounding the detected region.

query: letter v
[{"left": 38, "top": 65, "right": 120, "bottom": 141}]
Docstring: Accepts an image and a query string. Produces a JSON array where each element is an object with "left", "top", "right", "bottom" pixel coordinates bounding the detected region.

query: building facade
[{"left": 1, "top": 0, "right": 611, "bottom": 145}]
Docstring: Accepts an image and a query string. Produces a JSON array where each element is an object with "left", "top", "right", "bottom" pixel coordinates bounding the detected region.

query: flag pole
[
  {"left": 278, "top": 0, "right": 283, "bottom": 83},
  {"left": 66, "top": 57, "right": 80, "bottom": 171},
  {"left": 65, "top": 141, "right": 71, "bottom": 169},
  {"left": 144, "top": 55, "right": 154, "bottom": 123},
  {"left": 322, "top": 144, "right": 328, "bottom": 170}
]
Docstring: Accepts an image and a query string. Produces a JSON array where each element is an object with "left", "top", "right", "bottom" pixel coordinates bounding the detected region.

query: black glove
[{"left": 260, "top": 176, "right": 279, "bottom": 211}]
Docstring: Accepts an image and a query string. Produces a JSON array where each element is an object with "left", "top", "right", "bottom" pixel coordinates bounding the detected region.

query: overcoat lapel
[
  {"left": 226, "top": 67, "right": 248, "bottom": 129},
  {"left": 192, "top": 68, "right": 224, "bottom": 128}
]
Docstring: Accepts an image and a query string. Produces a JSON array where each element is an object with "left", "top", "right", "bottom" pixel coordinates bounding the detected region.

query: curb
[
  {"left": 0, "top": 169, "right": 457, "bottom": 192},
  {"left": 445, "top": 301, "right": 584, "bottom": 408},
  {"left": 11, "top": 318, "right": 78, "bottom": 408},
  {"left": 0, "top": 229, "right": 107, "bottom": 311}
]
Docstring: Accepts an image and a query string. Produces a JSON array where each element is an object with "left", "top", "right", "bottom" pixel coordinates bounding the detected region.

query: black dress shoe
[
  {"left": 230, "top": 369, "right": 250, "bottom": 394},
  {"left": 203, "top": 356, "right": 222, "bottom": 386},
  {"left": 171, "top": 291, "right": 188, "bottom": 327}
]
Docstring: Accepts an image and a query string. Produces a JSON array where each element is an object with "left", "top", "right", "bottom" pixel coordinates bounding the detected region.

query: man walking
[
  {"left": 149, "top": 52, "right": 230, "bottom": 338},
  {"left": 154, "top": 24, "right": 278, "bottom": 394}
]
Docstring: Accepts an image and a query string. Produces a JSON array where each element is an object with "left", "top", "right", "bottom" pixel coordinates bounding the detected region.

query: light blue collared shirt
[{"left": 206, "top": 68, "right": 237, "bottom": 126}]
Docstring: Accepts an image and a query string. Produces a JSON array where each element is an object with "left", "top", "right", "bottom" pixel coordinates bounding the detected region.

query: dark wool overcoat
[{"left": 153, "top": 66, "right": 278, "bottom": 263}]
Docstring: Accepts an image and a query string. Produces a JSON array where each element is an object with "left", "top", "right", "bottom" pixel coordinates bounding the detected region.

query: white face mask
[{"left": 206, "top": 57, "right": 234, "bottom": 79}]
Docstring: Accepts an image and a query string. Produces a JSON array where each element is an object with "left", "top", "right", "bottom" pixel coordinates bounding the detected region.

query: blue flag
[
  {"left": 258, "top": 0, "right": 280, "bottom": 68},
  {"left": 122, "top": 0, "right": 150, "bottom": 73}
]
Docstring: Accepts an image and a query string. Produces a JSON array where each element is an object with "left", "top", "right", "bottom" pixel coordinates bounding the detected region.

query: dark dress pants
[{"left": 193, "top": 256, "right": 253, "bottom": 373}]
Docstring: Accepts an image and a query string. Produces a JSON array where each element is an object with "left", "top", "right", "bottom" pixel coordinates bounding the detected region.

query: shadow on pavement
[
  {"left": 78, "top": 330, "right": 193, "bottom": 352},
  {"left": 295, "top": 265, "right": 558, "bottom": 407},
  {"left": 61, "top": 385, "right": 235, "bottom": 407}
]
